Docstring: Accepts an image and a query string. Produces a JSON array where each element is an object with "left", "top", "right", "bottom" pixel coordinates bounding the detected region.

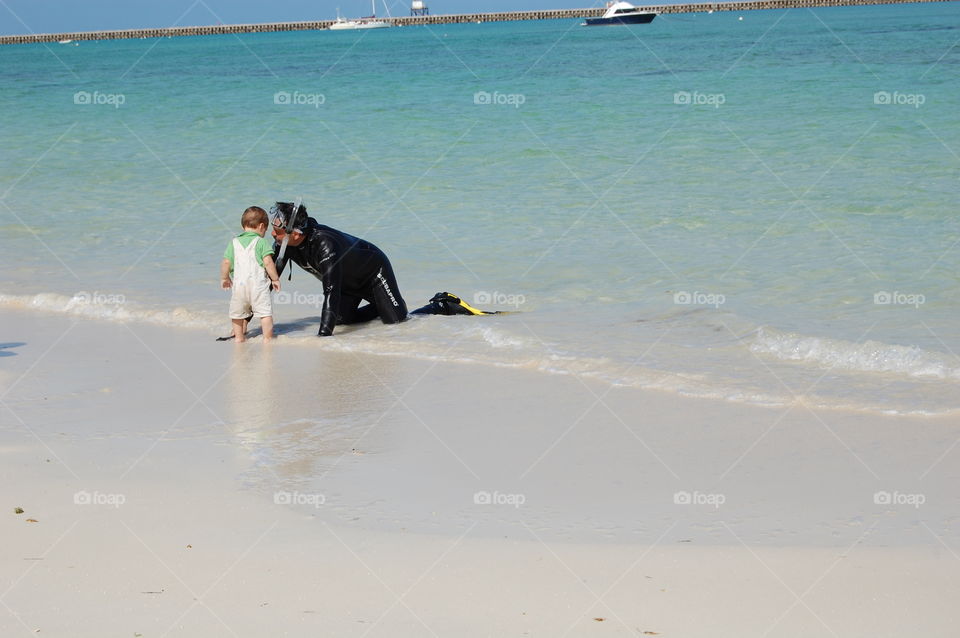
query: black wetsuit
[{"left": 274, "top": 218, "right": 407, "bottom": 336}]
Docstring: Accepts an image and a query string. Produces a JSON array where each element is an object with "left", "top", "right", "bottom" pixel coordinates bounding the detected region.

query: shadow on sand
[
  {"left": 0, "top": 342, "right": 26, "bottom": 357},
  {"left": 215, "top": 316, "right": 365, "bottom": 341}
]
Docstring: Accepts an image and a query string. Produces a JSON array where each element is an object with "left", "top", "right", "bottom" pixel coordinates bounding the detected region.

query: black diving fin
[{"left": 411, "top": 292, "right": 505, "bottom": 316}]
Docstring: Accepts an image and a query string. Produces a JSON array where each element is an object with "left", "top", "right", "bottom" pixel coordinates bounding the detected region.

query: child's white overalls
[{"left": 229, "top": 238, "right": 272, "bottom": 319}]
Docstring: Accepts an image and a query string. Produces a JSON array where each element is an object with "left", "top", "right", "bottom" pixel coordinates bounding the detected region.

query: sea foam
[{"left": 750, "top": 327, "right": 960, "bottom": 381}]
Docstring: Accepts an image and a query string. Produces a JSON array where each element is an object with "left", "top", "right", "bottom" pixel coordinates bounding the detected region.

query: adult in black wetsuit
[{"left": 270, "top": 202, "right": 407, "bottom": 336}]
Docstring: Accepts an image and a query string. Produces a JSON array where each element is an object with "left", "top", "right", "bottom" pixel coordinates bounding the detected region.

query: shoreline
[
  {"left": 1, "top": 0, "right": 955, "bottom": 45},
  {"left": 2, "top": 292, "right": 958, "bottom": 418}
]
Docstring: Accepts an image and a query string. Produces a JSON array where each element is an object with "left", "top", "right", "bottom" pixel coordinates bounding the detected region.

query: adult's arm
[
  {"left": 314, "top": 233, "right": 343, "bottom": 337},
  {"left": 262, "top": 255, "right": 281, "bottom": 291}
]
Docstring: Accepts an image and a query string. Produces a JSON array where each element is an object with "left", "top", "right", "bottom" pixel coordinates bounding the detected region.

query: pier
[{"left": 0, "top": 0, "right": 953, "bottom": 45}]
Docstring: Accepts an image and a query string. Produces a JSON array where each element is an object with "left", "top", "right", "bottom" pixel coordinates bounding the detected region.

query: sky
[{"left": 0, "top": 0, "right": 612, "bottom": 35}]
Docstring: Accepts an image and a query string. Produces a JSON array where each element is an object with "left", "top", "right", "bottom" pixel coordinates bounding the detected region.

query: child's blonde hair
[{"left": 241, "top": 206, "right": 268, "bottom": 229}]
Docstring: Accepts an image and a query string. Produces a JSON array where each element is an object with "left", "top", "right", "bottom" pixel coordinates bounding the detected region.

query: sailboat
[{"left": 328, "top": 0, "right": 393, "bottom": 30}]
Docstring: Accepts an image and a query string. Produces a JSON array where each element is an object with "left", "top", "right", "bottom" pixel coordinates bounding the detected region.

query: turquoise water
[{"left": 1, "top": 3, "right": 958, "bottom": 413}]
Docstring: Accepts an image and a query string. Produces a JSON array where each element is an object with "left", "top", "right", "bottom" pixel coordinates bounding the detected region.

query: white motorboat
[{"left": 583, "top": 1, "right": 657, "bottom": 26}]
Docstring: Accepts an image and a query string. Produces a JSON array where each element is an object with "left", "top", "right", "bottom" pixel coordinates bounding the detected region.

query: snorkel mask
[{"left": 269, "top": 200, "right": 307, "bottom": 234}]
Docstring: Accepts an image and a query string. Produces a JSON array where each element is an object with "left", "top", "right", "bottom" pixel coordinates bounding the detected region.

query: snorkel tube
[{"left": 274, "top": 197, "right": 302, "bottom": 275}]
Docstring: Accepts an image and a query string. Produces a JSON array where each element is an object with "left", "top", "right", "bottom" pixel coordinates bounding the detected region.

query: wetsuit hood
[{"left": 270, "top": 201, "right": 308, "bottom": 233}]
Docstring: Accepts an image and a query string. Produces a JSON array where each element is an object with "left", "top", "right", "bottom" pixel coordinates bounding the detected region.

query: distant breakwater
[{"left": 0, "top": 0, "right": 954, "bottom": 45}]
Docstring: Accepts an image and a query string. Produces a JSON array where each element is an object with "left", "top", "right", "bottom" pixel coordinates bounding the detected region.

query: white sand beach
[{"left": 2, "top": 309, "right": 958, "bottom": 636}]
